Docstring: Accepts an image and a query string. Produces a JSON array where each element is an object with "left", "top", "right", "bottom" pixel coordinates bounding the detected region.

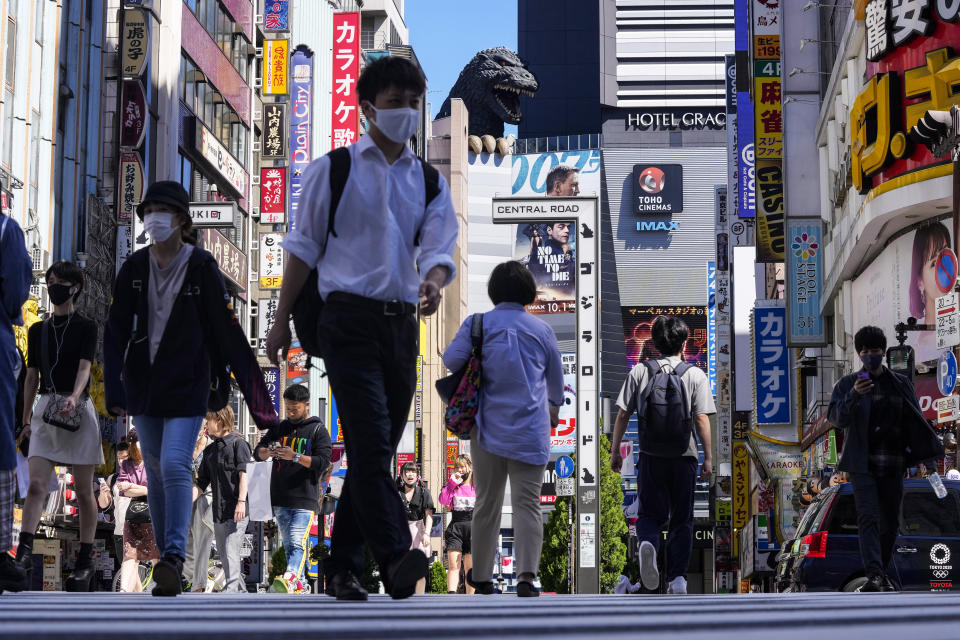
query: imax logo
[{"left": 637, "top": 221, "right": 679, "bottom": 232}]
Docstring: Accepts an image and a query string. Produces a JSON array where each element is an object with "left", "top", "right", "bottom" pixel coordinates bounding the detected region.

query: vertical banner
[
  {"left": 263, "top": 0, "right": 289, "bottom": 32},
  {"left": 289, "top": 46, "right": 314, "bottom": 232},
  {"left": 786, "top": 219, "right": 825, "bottom": 345},
  {"left": 753, "top": 302, "right": 792, "bottom": 425},
  {"left": 262, "top": 104, "right": 287, "bottom": 159},
  {"left": 262, "top": 367, "right": 281, "bottom": 415},
  {"left": 259, "top": 233, "right": 284, "bottom": 289},
  {"left": 332, "top": 13, "right": 360, "bottom": 150},
  {"left": 715, "top": 185, "right": 733, "bottom": 464},
  {"left": 752, "top": 0, "right": 784, "bottom": 261},
  {"left": 263, "top": 39, "right": 289, "bottom": 96},
  {"left": 733, "top": 442, "right": 750, "bottom": 529},
  {"left": 707, "top": 261, "right": 718, "bottom": 397},
  {"left": 257, "top": 297, "right": 279, "bottom": 355},
  {"left": 121, "top": 9, "right": 148, "bottom": 78},
  {"left": 260, "top": 167, "right": 286, "bottom": 224},
  {"left": 734, "top": 0, "right": 755, "bottom": 218},
  {"left": 117, "top": 151, "right": 144, "bottom": 222},
  {"left": 119, "top": 81, "right": 147, "bottom": 149},
  {"left": 724, "top": 54, "right": 739, "bottom": 222}
]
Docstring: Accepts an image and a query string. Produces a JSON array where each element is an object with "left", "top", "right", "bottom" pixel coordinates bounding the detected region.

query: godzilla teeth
[{"left": 493, "top": 84, "right": 535, "bottom": 98}]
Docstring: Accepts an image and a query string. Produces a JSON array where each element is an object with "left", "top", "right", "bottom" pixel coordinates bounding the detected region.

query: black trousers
[
  {"left": 319, "top": 301, "right": 417, "bottom": 578},
  {"left": 848, "top": 471, "right": 904, "bottom": 579},
  {"left": 634, "top": 453, "right": 698, "bottom": 583}
]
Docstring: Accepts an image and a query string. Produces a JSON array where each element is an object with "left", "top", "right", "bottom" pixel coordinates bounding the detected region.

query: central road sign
[
  {"left": 937, "top": 248, "right": 959, "bottom": 295},
  {"left": 555, "top": 455, "right": 575, "bottom": 479},
  {"left": 938, "top": 350, "right": 958, "bottom": 396}
]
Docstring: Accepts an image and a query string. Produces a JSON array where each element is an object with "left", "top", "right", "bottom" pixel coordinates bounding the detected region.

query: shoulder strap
[
  {"left": 40, "top": 319, "right": 52, "bottom": 394},
  {"left": 673, "top": 362, "right": 692, "bottom": 377},
  {"left": 643, "top": 360, "right": 661, "bottom": 376},
  {"left": 469, "top": 313, "right": 483, "bottom": 348},
  {"left": 326, "top": 146, "right": 352, "bottom": 246},
  {"left": 413, "top": 160, "right": 442, "bottom": 247}
]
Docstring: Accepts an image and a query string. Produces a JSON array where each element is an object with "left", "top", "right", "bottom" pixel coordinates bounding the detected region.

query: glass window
[
  {"left": 5, "top": 18, "right": 16, "bottom": 89},
  {"left": 205, "top": 0, "right": 217, "bottom": 35},
  {"left": 901, "top": 489, "right": 960, "bottom": 537},
  {"left": 179, "top": 57, "right": 187, "bottom": 102},
  {"left": 825, "top": 494, "right": 858, "bottom": 535},
  {"left": 184, "top": 0, "right": 197, "bottom": 15},
  {"left": 33, "top": 0, "right": 42, "bottom": 43},
  {"left": 361, "top": 16, "right": 376, "bottom": 50},
  {"left": 3, "top": 89, "right": 13, "bottom": 169}
]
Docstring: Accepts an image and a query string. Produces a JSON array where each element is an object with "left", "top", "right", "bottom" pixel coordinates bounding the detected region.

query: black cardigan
[{"left": 104, "top": 246, "right": 278, "bottom": 429}]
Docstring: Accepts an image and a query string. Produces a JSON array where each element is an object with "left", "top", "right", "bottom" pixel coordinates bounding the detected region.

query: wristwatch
[{"left": 293, "top": 453, "right": 301, "bottom": 464}]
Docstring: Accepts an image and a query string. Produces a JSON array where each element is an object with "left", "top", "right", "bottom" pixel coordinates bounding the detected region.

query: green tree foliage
[
  {"left": 539, "top": 497, "right": 572, "bottom": 593},
  {"left": 599, "top": 433, "right": 627, "bottom": 592},
  {"left": 268, "top": 546, "right": 287, "bottom": 585},
  {"left": 428, "top": 560, "right": 447, "bottom": 594},
  {"left": 360, "top": 545, "right": 381, "bottom": 593}
]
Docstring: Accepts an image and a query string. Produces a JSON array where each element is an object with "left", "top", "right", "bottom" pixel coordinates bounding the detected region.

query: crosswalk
[{"left": 1, "top": 591, "right": 959, "bottom": 638}]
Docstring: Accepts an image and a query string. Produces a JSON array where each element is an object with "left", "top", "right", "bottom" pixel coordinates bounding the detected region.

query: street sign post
[
  {"left": 938, "top": 350, "right": 958, "bottom": 396},
  {"left": 556, "top": 455, "right": 575, "bottom": 479},
  {"left": 937, "top": 249, "right": 959, "bottom": 295},
  {"left": 556, "top": 477, "right": 575, "bottom": 496},
  {"left": 936, "top": 293, "right": 960, "bottom": 350},
  {"left": 938, "top": 395, "right": 960, "bottom": 423}
]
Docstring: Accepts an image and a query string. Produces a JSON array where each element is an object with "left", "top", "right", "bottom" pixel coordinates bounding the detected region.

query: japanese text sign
[
  {"left": 120, "top": 81, "right": 147, "bottom": 149},
  {"left": 754, "top": 303, "right": 792, "bottom": 425},
  {"left": 733, "top": 441, "right": 750, "bottom": 529},
  {"left": 263, "top": 0, "right": 289, "bottom": 32},
  {"left": 331, "top": 13, "right": 360, "bottom": 150},
  {"left": 121, "top": 9, "right": 148, "bottom": 77},
  {"left": 264, "top": 39, "right": 289, "bottom": 95},
  {"left": 117, "top": 151, "right": 144, "bottom": 222},
  {"left": 262, "top": 366, "right": 280, "bottom": 414},
  {"left": 290, "top": 47, "right": 313, "bottom": 232},
  {"left": 262, "top": 104, "right": 287, "bottom": 159},
  {"left": 257, "top": 298, "right": 279, "bottom": 355},
  {"left": 936, "top": 292, "right": 960, "bottom": 350},
  {"left": 259, "top": 233, "right": 284, "bottom": 289},
  {"left": 786, "top": 219, "right": 825, "bottom": 345},
  {"left": 200, "top": 228, "right": 247, "bottom": 291},
  {"left": 260, "top": 167, "right": 286, "bottom": 224}
]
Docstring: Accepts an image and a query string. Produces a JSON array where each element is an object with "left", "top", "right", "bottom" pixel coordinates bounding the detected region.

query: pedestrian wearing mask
[
  {"left": 0, "top": 209, "right": 32, "bottom": 594},
  {"left": 253, "top": 384, "right": 331, "bottom": 594},
  {"left": 439, "top": 455, "right": 476, "bottom": 594},
  {"left": 265, "top": 55, "right": 458, "bottom": 601},
  {"left": 828, "top": 325, "right": 944, "bottom": 592},
  {"left": 197, "top": 405, "right": 251, "bottom": 593},
  {"left": 442, "top": 261, "right": 565, "bottom": 597},
  {"left": 397, "top": 462, "right": 435, "bottom": 594},
  {"left": 104, "top": 181, "right": 279, "bottom": 596},
  {"left": 16, "top": 261, "right": 104, "bottom": 591}
]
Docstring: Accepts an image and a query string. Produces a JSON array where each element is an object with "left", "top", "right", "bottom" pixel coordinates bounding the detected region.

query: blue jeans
[
  {"left": 133, "top": 415, "right": 204, "bottom": 560},
  {"left": 274, "top": 507, "right": 313, "bottom": 583}
]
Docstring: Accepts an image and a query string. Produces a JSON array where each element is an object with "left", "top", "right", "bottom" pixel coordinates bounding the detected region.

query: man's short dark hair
[
  {"left": 651, "top": 316, "right": 689, "bottom": 357},
  {"left": 854, "top": 326, "right": 887, "bottom": 353},
  {"left": 46, "top": 260, "right": 84, "bottom": 293},
  {"left": 283, "top": 384, "right": 310, "bottom": 403},
  {"left": 545, "top": 165, "right": 578, "bottom": 193},
  {"left": 356, "top": 56, "right": 426, "bottom": 105},
  {"left": 488, "top": 260, "right": 536, "bottom": 306}
]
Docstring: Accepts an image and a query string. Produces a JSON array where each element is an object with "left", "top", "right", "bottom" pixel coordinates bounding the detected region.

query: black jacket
[
  {"left": 197, "top": 432, "right": 252, "bottom": 523},
  {"left": 104, "top": 247, "right": 278, "bottom": 429},
  {"left": 254, "top": 417, "right": 332, "bottom": 512},
  {"left": 828, "top": 368, "right": 944, "bottom": 474}
]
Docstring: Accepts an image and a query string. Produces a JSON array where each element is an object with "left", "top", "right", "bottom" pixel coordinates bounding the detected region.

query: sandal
[{"left": 466, "top": 569, "right": 497, "bottom": 595}]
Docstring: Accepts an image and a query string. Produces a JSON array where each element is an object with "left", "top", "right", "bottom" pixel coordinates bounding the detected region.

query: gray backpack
[{"left": 635, "top": 360, "right": 693, "bottom": 456}]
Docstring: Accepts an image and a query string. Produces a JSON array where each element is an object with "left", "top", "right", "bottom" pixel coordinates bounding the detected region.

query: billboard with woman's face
[{"left": 851, "top": 220, "right": 953, "bottom": 365}]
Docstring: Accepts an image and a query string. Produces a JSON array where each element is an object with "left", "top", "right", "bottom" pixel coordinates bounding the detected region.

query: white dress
[{"left": 28, "top": 394, "right": 105, "bottom": 465}]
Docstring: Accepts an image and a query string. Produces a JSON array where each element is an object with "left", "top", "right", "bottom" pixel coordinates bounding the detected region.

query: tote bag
[{"left": 246, "top": 460, "right": 273, "bottom": 522}]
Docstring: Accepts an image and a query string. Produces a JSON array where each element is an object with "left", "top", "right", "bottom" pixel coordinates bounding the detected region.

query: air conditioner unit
[
  {"left": 252, "top": 141, "right": 262, "bottom": 153},
  {"left": 251, "top": 175, "right": 261, "bottom": 186}
]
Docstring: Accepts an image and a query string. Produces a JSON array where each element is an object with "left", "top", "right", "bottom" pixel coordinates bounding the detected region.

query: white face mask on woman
[
  {"left": 143, "top": 212, "right": 179, "bottom": 243},
  {"left": 368, "top": 105, "right": 420, "bottom": 144}
]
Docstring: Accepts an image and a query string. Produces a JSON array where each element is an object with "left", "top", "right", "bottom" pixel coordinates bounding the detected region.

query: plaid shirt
[
  {"left": 866, "top": 369, "right": 906, "bottom": 476},
  {"left": 0, "top": 468, "right": 16, "bottom": 551}
]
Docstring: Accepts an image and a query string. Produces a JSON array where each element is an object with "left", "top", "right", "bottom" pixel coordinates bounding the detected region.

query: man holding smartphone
[
  {"left": 253, "top": 384, "right": 332, "bottom": 594},
  {"left": 828, "top": 325, "right": 943, "bottom": 592}
]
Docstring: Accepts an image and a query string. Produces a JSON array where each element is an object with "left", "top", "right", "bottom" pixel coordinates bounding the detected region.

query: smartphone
[{"left": 858, "top": 372, "right": 870, "bottom": 381}]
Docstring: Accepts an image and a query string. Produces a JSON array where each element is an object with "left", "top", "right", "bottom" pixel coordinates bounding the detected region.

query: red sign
[
  {"left": 915, "top": 374, "right": 944, "bottom": 422},
  {"left": 445, "top": 441, "right": 459, "bottom": 483},
  {"left": 396, "top": 453, "right": 415, "bottom": 478},
  {"left": 331, "top": 13, "right": 360, "bottom": 149},
  {"left": 120, "top": 80, "right": 146, "bottom": 149},
  {"left": 260, "top": 167, "right": 286, "bottom": 224},
  {"left": 286, "top": 345, "right": 309, "bottom": 379},
  {"left": 937, "top": 249, "right": 959, "bottom": 295},
  {"left": 540, "top": 495, "right": 557, "bottom": 505}
]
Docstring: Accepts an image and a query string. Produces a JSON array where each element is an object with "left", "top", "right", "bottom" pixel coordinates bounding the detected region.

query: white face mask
[
  {"left": 369, "top": 105, "right": 419, "bottom": 144},
  {"left": 143, "top": 211, "right": 179, "bottom": 243}
]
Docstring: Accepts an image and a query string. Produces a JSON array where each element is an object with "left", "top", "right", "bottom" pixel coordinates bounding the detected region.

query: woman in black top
[
  {"left": 17, "top": 261, "right": 104, "bottom": 591},
  {"left": 397, "top": 462, "right": 435, "bottom": 594}
]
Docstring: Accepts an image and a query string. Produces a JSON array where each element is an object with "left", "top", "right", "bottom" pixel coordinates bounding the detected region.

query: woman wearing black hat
[{"left": 104, "top": 181, "right": 278, "bottom": 596}]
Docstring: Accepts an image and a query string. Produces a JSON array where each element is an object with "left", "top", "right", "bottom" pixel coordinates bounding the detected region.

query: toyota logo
[{"left": 932, "top": 543, "right": 951, "bottom": 565}]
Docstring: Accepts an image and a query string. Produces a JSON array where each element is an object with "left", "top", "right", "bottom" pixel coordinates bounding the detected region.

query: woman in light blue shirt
[{"left": 442, "top": 261, "right": 564, "bottom": 597}]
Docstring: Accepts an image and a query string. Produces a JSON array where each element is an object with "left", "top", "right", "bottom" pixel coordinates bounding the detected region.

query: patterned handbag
[{"left": 435, "top": 313, "right": 484, "bottom": 439}]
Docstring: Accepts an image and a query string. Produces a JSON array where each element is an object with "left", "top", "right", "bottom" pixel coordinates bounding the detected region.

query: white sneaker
[
  {"left": 667, "top": 576, "right": 687, "bottom": 594},
  {"left": 638, "top": 541, "right": 660, "bottom": 591}
]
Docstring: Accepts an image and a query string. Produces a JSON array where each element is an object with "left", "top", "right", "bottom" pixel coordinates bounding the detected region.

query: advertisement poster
[
  {"left": 286, "top": 345, "right": 308, "bottom": 383},
  {"left": 622, "top": 306, "right": 709, "bottom": 372},
  {"left": 850, "top": 220, "right": 953, "bottom": 365},
  {"left": 331, "top": 13, "right": 360, "bottom": 149},
  {"left": 511, "top": 150, "right": 602, "bottom": 196},
  {"left": 263, "top": 39, "right": 289, "bottom": 95},
  {"left": 327, "top": 389, "right": 343, "bottom": 445},
  {"left": 513, "top": 222, "right": 575, "bottom": 314},
  {"left": 786, "top": 219, "right": 825, "bottom": 345},
  {"left": 752, "top": 0, "right": 783, "bottom": 261},
  {"left": 289, "top": 47, "right": 313, "bottom": 231},
  {"left": 550, "top": 353, "right": 577, "bottom": 453}
]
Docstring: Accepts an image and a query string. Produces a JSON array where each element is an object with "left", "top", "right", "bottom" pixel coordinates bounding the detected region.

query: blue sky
[{"left": 405, "top": 0, "right": 518, "bottom": 133}]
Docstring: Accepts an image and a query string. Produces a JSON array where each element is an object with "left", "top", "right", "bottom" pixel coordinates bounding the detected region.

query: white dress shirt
[{"left": 281, "top": 134, "right": 458, "bottom": 304}]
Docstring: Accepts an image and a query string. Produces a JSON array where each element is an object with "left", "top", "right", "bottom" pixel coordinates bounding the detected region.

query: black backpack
[
  {"left": 635, "top": 360, "right": 694, "bottom": 456},
  {"left": 292, "top": 146, "right": 442, "bottom": 358}
]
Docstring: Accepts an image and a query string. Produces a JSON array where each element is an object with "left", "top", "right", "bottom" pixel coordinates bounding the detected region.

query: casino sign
[{"left": 850, "top": 1, "right": 960, "bottom": 194}]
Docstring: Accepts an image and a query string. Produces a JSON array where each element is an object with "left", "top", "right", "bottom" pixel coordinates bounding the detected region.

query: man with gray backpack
[{"left": 610, "top": 315, "right": 715, "bottom": 595}]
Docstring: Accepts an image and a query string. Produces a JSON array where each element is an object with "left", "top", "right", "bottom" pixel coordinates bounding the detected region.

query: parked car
[{"left": 776, "top": 479, "right": 960, "bottom": 592}]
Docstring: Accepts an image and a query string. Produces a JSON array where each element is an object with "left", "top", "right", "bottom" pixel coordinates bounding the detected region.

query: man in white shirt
[{"left": 266, "top": 56, "right": 458, "bottom": 601}]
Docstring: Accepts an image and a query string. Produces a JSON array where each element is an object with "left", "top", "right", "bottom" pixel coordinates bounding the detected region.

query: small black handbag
[
  {"left": 126, "top": 497, "right": 151, "bottom": 525},
  {"left": 39, "top": 319, "right": 85, "bottom": 432}
]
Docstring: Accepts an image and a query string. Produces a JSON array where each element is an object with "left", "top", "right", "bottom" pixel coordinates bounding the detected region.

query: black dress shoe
[
  {"left": 328, "top": 572, "right": 368, "bottom": 601},
  {"left": 386, "top": 550, "right": 427, "bottom": 600},
  {"left": 0, "top": 553, "right": 27, "bottom": 594},
  {"left": 152, "top": 555, "right": 184, "bottom": 597},
  {"left": 517, "top": 580, "right": 540, "bottom": 597},
  {"left": 65, "top": 565, "right": 97, "bottom": 592},
  {"left": 465, "top": 569, "right": 496, "bottom": 595},
  {"left": 858, "top": 576, "right": 883, "bottom": 592}
]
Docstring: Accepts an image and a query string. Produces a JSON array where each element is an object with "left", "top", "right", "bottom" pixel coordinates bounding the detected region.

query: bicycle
[{"left": 112, "top": 561, "right": 156, "bottom": 593}]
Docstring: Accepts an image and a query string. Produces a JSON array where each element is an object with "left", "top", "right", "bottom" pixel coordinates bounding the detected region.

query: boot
[{"left": 65, "top": 565, "right": 97, "bottom": 592}]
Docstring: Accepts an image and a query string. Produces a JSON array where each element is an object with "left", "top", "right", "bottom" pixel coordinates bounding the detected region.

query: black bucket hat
[{"left": 136, "top": 180, "right": 190, "bottom": 219}]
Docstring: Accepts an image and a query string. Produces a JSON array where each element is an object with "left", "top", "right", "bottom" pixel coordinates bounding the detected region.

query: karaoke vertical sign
[{"left": 332, "top": 13, "right": 360, "bottom": 150}]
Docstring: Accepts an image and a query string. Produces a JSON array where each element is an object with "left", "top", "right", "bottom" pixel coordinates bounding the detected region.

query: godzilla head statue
[{"left": 435, "top": 47, "right": 539, "bottom": 140}]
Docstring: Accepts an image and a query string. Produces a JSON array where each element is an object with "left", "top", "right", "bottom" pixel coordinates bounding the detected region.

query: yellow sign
[
  {"left": 121, "top": 9, "right": 148, "bottom": 77},
  {"left": 733, "top": 442, "right": 750, "bottom": 529},
  {"left": 754, "top": 77, "right": 782, "bottom": 160},
  {"left": 259, "top": 275, "right": 282, "bottom": 289},
  {"left": 264, "top": 39, "right": 289, "bottom": 95}
]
